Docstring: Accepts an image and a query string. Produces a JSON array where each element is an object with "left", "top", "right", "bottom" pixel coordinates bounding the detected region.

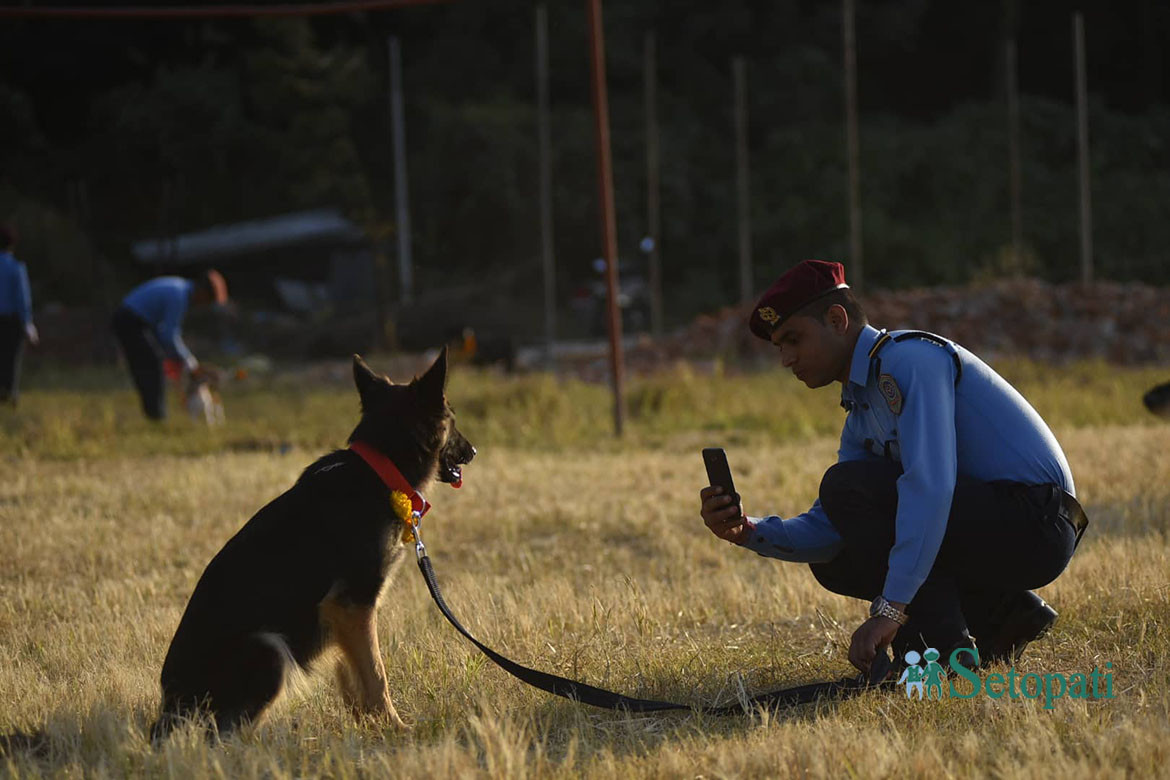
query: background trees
[{"left": 1, "top": 0, "right": 1167, "bottom": 331}]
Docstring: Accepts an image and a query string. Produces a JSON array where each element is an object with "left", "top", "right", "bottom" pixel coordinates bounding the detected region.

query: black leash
[{"left": 409, "top": 516, "right": 891, "bottom": 715}]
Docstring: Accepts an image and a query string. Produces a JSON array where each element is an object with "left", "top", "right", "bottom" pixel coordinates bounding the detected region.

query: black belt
[{"left": 1027, "top": 484, "right": 1089, "bottom": 547}]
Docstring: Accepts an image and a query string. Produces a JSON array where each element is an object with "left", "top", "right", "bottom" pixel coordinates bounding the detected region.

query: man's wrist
[
  {"left": 869, "top": 596, "right": 909, "bottom": 625},
  {"left": 872, "top": 601, "right": 907, "bottom": 629},
  {"left": 733, "top": 518, "right": 755, "bottom": 545}
]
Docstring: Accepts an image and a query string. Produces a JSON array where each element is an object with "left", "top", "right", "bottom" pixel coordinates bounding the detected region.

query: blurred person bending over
[
  {"left": 111, "top": 270, "right": 227, "bottom": 420},
  {"left": 0, "top": 226, "right": 38, "bottom": 406},
  {"left": 699, "top": 260, "right": 1087, "bottom": 675}
]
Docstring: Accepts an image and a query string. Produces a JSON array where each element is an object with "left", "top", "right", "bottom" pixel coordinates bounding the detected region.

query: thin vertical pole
[
  {"left": 1141, "top": 0, "right": 1162, "bottom": 106},
  {"left": 733, "top": 56, "right": 753, "bottom": 304},
  {"left": 536, "top": 5, "right": 557, "bottom": 363},
  {"left": 644, "top": 30, "right": 663, "bottom": 336},
  {"left": 159, "top": 178, "right": 173, "bottom": 263},
  {"left": 843, "top": 0, "right": 863, "bottom": 290},
  {"left": 1007, "top": 36, "right": 1023, "bottom": 267},
  {"left": 1073, "top": 12, "right": 1093, "bottom": 283},
  {"left": 374, "top": 247, "right": 397, "bottom": 349},
  {"left": 79, "top": 179, "right": 103, "bottom": 311},
  {"left": 389, "top": 36, "right": 414, "bottom": 303},
  {"left": 585, "top": 0, "right": 625, "bottom": 436}
]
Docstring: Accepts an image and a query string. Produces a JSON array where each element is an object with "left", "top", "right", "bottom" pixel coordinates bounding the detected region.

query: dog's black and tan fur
[{"left": 150, "top": 348, "right": 475, "bottom": 740}]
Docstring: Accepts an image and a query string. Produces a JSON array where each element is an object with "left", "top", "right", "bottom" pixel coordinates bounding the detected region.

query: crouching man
[{"left": 700, "top": 260, "right": 1087, "bottom": 674}]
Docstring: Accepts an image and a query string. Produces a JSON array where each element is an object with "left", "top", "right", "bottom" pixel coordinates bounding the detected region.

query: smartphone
[{"left": 702, "top": 447, "right": 741, "bottom": 518}]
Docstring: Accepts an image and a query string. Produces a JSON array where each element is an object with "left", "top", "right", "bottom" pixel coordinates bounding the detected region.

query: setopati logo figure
[
  {"left": 901, "top": 646, "right": 1115, "bottom": 708},
  {"left": 898, "top": 650, "right": 925, "bottom": 699}
]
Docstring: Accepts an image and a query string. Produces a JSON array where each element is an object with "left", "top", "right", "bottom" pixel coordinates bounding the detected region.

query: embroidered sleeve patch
[{"left": 878, "top": 374, "right": 903, "bottom": 414}]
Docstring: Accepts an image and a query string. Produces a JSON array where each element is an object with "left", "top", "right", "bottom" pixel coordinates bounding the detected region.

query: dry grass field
[{"left": 1, "top": 359, "right": 1168, "bottom": 778}]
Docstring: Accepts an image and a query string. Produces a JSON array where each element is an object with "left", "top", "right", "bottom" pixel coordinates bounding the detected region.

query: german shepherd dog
[{"left": 150, "top": 348, "right": 475, "bottom": 740}]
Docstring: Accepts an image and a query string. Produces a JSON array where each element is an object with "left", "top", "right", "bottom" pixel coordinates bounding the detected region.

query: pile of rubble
[{"left": 571, "top": 278, "right": 1170, "bottom": 379}]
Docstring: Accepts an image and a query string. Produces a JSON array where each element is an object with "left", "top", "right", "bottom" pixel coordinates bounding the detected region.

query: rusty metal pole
[{"left": 585, "top": 0, "right": 626, "bottom": 436}]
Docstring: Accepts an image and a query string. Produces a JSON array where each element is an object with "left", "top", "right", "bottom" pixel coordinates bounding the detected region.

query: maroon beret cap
[{"left": 748, "top": 259, "right": 849, "bottom": 340}]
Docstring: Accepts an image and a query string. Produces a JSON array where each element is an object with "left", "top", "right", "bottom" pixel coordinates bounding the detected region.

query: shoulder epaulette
[
  {"left": 868, "top": 332, "right": 892, "bottom": 358},
  {"left": 870, "top": 330, "right": 962, "bottom": 385}
]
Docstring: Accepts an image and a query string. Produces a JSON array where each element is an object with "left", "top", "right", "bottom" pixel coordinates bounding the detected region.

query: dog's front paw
[
  {"left": 352, "top": 700, "right": 410, "bottom": 731},
  {"left": 347, "top": 688, "right": 410, "bottom": 730}
]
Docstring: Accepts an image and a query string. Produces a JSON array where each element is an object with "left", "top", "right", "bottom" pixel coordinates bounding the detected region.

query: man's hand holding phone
[
  {"left": 700, "top": 448, "right": 753, "bottom": 544},
  {"left": 700, "top": 485, "right": 753, "bottom": 544}
]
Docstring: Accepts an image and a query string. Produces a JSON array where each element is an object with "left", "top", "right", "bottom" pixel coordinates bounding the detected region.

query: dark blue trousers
[
  {"left": 111, "top": 306, "right": 167, "bottom": 420},
  {"left": 0, "top": 315, "right": 25, "bottom": 405},
  {"left": 809, "top": 459, "right": 1076, "bottom": 658}
]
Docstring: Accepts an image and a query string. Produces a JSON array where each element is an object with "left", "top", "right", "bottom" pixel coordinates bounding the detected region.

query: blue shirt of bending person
[
  {"left": 0, "top": 249, "right": 33, "bottom": 328},
  {"left": 121, "top": 277, "right": 200, "bottom": 371}
]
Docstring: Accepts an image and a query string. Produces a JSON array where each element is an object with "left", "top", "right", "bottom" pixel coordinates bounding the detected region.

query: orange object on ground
[{"left": 163, "top": 359, "right": 183, "bottom": 383}]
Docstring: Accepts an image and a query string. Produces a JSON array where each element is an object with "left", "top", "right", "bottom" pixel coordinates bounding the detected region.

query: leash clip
[{"left": 410, "top": 511, "right": 427, "bottom": 560}]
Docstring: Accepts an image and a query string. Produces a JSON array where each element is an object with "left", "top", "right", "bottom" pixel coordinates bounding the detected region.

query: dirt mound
[{"left": 648, "top": 278, "right": 1170, "bottom": 369}]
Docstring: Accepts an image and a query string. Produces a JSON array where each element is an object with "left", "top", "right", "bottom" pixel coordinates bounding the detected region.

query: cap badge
[
  {"left": 757, "top": 306, "right": 780, "bottom": 324},
  {"left": 878, "top": 374, "right": 903, "bottom": 414}
]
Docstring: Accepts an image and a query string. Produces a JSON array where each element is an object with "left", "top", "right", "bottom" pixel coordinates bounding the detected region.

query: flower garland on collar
[{"left": 389, "top": 490, "right": 419, "bottom": 543}]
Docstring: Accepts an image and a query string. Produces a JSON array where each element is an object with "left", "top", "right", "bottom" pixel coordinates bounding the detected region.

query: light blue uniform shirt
[
  {"left": 743, "top": 324, "right": 1074, "bottom": 605},
  {"left": 122, "top": 277, "right": 197, "bottom": 370},
  {"left": 0, "top": 251, "right": 33, "bottom": 326}
]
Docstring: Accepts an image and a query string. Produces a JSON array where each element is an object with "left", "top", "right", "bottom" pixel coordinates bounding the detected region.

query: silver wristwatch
[{"left": 869, "top": 596, "right": 908, "bottom": 625}]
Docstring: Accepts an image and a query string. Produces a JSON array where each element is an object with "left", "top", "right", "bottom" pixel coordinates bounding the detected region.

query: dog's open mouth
[
  {"left": 439, "top": 434, "right": 475, "bottom": 489},
  {"left": 439, "top": 463, "right": 464, "bottom": 488}
]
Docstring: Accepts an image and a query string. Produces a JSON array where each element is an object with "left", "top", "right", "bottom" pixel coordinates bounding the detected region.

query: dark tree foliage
[{"left": 0, "top": 0, "right": 1167, "bottom": 330}]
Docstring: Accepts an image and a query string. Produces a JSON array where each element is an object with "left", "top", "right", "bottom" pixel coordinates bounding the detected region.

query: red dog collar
[{"left": 349, "top": 440, "right": 430, "bottom": 517}]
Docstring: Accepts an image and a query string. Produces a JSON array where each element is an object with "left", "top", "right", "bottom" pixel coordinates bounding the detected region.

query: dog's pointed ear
[
  {"left": 353, "top": 354, "right": 380, "bottom": 403},
  {"left": 414, "top": 346, "right": 448, "bottom": 400}
]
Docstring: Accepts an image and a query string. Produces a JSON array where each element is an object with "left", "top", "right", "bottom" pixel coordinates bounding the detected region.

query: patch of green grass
[{"left": 3, "top": 357, "right": 1165, "bottom": 459}]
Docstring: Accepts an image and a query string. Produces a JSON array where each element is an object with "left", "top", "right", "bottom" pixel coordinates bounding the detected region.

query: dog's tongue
[{"left": 451, "top": 477, "right": 462, "bottom": 489}]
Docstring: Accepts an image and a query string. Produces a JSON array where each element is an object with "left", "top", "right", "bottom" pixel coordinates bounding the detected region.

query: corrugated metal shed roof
[{"left": 132, "top": 208, "right": 365, "bottom": 265}]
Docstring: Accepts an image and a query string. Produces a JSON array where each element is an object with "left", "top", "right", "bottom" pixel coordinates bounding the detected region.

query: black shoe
[{"left": 977, "top": 592, "right": 1057, "bottom": 667}]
